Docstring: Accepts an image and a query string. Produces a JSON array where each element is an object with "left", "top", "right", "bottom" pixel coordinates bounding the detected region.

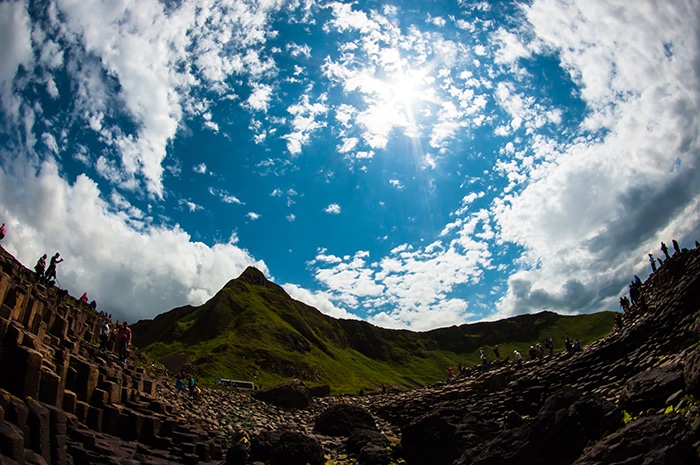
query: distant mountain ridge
[{"left": 132, "top": 266, "right": 614, "bottom": 392}]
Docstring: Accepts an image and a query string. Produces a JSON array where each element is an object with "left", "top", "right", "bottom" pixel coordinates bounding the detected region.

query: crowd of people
[
  {"left": 618, "top": 239, "right": 700, "bottom": 328},
  {"left": 446, "top": 334, "right": 583, "bottom": 381},
  {"left": 95, "top": 317, "right": 133, "bottom": 363}
]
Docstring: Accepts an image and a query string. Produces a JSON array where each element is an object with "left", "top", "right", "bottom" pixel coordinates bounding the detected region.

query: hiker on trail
[
  {"left": 89, "top": 300, "right": 97, "bottom": 311},
  {"left": 45, "top": 252, "right": 63, "bottom": 284},
  {"left": 672, "top": 239, "right": 681, "bottom": 256},
  {"left": 493, "top": 345, "right": 501, "bottom": 360},
  {"left": 0, "top": 223, "right": 5, "bottom": 240},
  {"left": 514, "top": 350, "right": 523, "bottom": 368},
  {"left": 661, "top": 242, "right": 670, "bottom": 260},
  {"left": 634, "top": 275, "right": 642, "bottom": 286},
  {"left": 565, "top": 337, "right": 574, "bottom": 353},
  {"left": 34, "top": 254, "right": 47, "bottom": 281},
  {"left": 447, "top": 367, "right": 455, "bottom": 381},
  {"left": 117, "top": 321, "right": 132, "bottom": 363},
  {"left": 648, "top": 253, "right": 657, "bottom": 273},
  {"left": 98, "top": 319, "right": 110, "bottom": 353},
  {"left": 80, "top": 292, "right": 88, "bottom": 303}
]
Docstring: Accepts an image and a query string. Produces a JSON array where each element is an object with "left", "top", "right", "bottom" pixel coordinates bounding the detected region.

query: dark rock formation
[
  {"left": 250, "top": 428, "right": 325, "bottom": 465},
  {"left": 314, "top": 403, "right": 378, "bottom": 436},
  {"left": 252, "top": 378, "right": 311, "bottom": 409},
  {"left": 2, "top": 243, "right": 700, "bottom": 465},
  {"left": 619, "top": 364, "right": 685, "bottom": 412},
  {"left": 0, "top": 247, "right": 226, "bottom": 464}
]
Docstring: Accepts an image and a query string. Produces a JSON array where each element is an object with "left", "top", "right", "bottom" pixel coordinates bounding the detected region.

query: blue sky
[{"left": 1, "top": 0, "right": 699, "bottom": 330}]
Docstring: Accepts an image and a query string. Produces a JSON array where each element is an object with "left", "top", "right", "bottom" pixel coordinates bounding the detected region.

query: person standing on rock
[
  {"left": 45, "top": 252, "right": 63, "bottom": 284},
  {"left": 672, "top": 239, "right": 681, "bottom": 256},
  {"left": 117, "top": 321, "right": 132, "bottom": 363},
  {"left": 99, "top": 319, "right": 110, "bottom": 353},
  {"left": 34, "top": 254, "right": 47, "bottom": 282},
  {"left": 514, "top": 350, "right": 522, "bottom": 368},
  {"left": 660, "top": 242, "right": 671, "bottom": 260},
  {"left": 648, "top": 253, "right": 657, "bottom": 273}
]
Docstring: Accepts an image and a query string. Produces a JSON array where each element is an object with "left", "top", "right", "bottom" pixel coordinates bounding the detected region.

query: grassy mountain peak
[{"left": 132, "top": 269, "right": 614, "bottom": 393}]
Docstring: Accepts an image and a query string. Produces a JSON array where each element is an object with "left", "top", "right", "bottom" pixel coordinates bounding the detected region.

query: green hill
[{"left": 132, "top": 267, "right": 615, "bottom": 393}]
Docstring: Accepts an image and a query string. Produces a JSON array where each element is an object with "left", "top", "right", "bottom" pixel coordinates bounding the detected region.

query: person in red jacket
[{"left": 117, "top": 321, "right": 132, "bottom": 363}]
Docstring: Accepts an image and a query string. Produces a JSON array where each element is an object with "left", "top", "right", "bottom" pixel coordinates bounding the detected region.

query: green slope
[{"left": 132, "top": 267, "right": 615, "bottom": 393}]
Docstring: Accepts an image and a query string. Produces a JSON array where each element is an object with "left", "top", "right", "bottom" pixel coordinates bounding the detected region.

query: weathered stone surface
[
  {"left": 25, "top": 398, "right": 50, "bottom": 463},
  {"left": 251, "top": 428, "right": 325, "bottom": 465},
  {"left": 252, "top": 379, "right": 311, "bottom": 409},
  {"left": 619, "top": 365, "right": 685, "bottom": 412},
  {"left": 572, "top": 414, "right": 698, "bottom": 465},
  {"left": 308, "top": 385, "right": 331, "bottom": 398},
  {"left": 314, "top": 403, "right": 377, "bottom": 437},
  {"left": 0, "top": 420, "right": 25, "bottom": 464}
]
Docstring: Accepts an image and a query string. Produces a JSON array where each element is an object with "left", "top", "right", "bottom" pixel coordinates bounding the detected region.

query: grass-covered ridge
[{"left": 132, "top": 267, "right": 615, "bottom": 393}]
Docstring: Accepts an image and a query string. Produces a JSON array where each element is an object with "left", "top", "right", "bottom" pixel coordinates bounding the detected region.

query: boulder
[
  {"left": 252, "top": 379, "right": 310, "bottom": 409},
  {"left": 345, "top": 428, "right": 390, "bottom": 454},
  {"left": 619, "top": 365, "right": 685, "bottom": 412},
  {"left": 314, "top": 403, "right": 377, "bottom": 437},
  {"left": 250, "top": 428, "right": 324, "bottom": 465}
]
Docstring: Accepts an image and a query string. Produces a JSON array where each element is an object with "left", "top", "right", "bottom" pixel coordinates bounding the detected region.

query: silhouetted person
[
  {"left": 34, "top": 254, "right": 47, "bottom": 281},
  {"left": 634, "top": 275, "right": 642, "bottom": 286},
  {"left": 0, "top": 223, "right": 5, "bottom": 240},
  {"left": 672, "top": 239, "right": 681, "bottom": 255},
  {"left": 660, "top": 242, "right": 670, "bottom": 260},
  {"left": 493, "top": 345, "right": 500, "bottom": 360},
  {"left": 648, "top": 253, "right": 657, "bottom": 272},
  {"left": 619, "top": 296, "right": 630, "bottom": 313},
  {"left": 45, "top": 253, "right": 63, "bottom": 284}
]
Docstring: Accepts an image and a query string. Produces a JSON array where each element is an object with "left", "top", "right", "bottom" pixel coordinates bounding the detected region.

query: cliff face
[{"left": 0, "top": 246, "right": 227, "bottom": 464}]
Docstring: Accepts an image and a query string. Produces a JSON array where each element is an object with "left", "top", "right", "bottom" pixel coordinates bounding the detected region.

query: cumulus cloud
[
  {"left": 490, "top": 0, "right": 700, "bottom": 318},
  {"left": 0, "top": 159, "right": 266, "bottom": 323}
]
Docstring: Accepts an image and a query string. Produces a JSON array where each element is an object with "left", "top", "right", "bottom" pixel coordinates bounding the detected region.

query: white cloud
[
  {"left": 247, "top": 83, "right": 274, "bottom": 112},
  {"left": 491, "top": 0, "right": 700, "bottom": 317},
  {"left": 247, "top": 212, "right": 261, "bottom": 220},
  {"left": 179, "top": 199, "right": 202, "bottom": 212},
  {"left": 193, "top": 163, "right": 207, "bottom": 174},
  {"left": 0, "top": 1, "right": 33, "bottom": 121},
  {"left": 324, "top": 203, "right": 341, "bottom": 214},
  {"left": 282, "top": 283, "right": 359, "bottom": 320},
  {"left": 0, "top": 159, "right": 267, "bottom": 323}
]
